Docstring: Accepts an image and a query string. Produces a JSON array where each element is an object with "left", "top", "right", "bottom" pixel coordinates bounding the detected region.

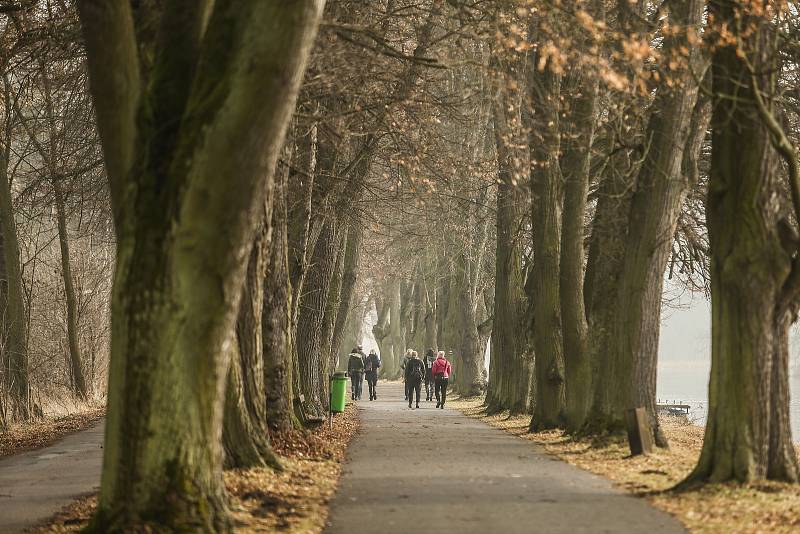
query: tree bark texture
[
  {"left": 686, "top": 1, "right": 799, "bottom": 484},
  {"left": 606, "top": 0, "right": 705, "bottom": 447},
  {"left": 0, "top": 154, "right": 28, "bottom": 421},
  {"left": 296, "top": 216, "right": 340, "bottom": 417},
  {"left": 54, "top": 181, "right": 88, "bottom": 400},
  {"left": 78, "top": 1, "right": 324, "bottom": 530},
  {"left": 264, "top": 164, "right": 298, "bottom": 432},
  {"left": 528, "top": 65, "right": 566, "bottom": 431}
]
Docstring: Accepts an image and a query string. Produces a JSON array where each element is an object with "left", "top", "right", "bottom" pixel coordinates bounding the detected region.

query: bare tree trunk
[
  {"left": 558, "top": 73, "right": 597, "bottom": 432},
  {"left": 488, "top": 180, "right": 529, "bottom": 413},
  {"left": 607, "top": 0, "right": 705, "bottom": 447},
  {"left": 0, "top": 152, "right": 28, "bottom": 421},
  {"left": 264, "top": 162, "right": 297, "bottom": 432},
  {"left": 54, "top": 181, "right": 88, "bottom": 400},
  {"left": 78, "top": 2, "right": 324, "bottom": 529},
  {"left": 296, "top": 216, "right": 340, "bottom": 417},
  {"left": 330, "top": 217, "right": 364, "bottom": 366},
  {"left": 528, "top": 64, "right": 566, "bottom": 431},
  {"left": 223, "top": 217, "right": 281, "bottom": 470},
  {"left": 685, "top": 1, "right": 799, "bottom": 484}
]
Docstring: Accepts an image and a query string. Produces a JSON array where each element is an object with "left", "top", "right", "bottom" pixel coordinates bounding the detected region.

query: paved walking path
[
  {"left": 326, "top": 382, "right": 685, "bottom": 534},
  {"left": 0, "top": 421, "right": 104, "bottom": 533}
]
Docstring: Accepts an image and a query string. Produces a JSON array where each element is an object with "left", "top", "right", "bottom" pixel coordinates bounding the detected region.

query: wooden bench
[{"left": 293, "top": 394, "right": 325, "bottom": 427}]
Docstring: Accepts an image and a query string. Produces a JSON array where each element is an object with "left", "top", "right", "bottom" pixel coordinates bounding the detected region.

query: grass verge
[{"left": 448, "top": 395, "right": 800, "bottom": 534}]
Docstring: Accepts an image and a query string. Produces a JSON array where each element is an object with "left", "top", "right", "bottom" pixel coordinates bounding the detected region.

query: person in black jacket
[
  {"left": 423, "top": 348, "right": 435, "bottom": 401},
  {"left": 347, "top": 348, "right": 365, "bottom": 400},
  {"left": 404, "top": 351, "right": 425, "bottom": 409},
  {"left": 364, "top": 349, "right": 381, "bottom": 400}
]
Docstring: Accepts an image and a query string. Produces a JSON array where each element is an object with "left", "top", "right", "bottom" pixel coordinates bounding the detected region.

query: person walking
[
  {"left": 423, "top": 348, "right": 436, "bottom": 401},
  {"left": 365, "top": 349, "right": 381, "bottom": 400},
  {"left": 404, "top": 350, "right": 425, "bottom": 409},
  {"left": 347, "top": 347, "right": 365, "bottom": 400},
  {"left": 431, "top": 351, "right": 452, "bottom": 409},
  {"left": 400, "top": 349, "right": 413, "bottom": 400}
]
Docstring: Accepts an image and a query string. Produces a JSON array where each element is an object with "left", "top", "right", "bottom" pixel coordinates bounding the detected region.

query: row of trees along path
[{"left": 0, "top": 0, "right": 799, "bottom": 532}]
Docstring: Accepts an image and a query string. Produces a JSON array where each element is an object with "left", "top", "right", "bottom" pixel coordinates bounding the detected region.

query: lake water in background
[{"left": 657, "top": 290, "right": 800, "bottom": 438}]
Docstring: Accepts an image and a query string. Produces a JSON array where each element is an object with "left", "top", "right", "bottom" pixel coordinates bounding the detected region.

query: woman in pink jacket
[{"left": 431, "top": 351, "right": 452, "bottom": 409}]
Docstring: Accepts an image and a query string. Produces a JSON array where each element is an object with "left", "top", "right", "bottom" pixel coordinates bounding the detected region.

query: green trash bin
[{"left": 330, "top": 372, "right": 348, "bottom": 413}]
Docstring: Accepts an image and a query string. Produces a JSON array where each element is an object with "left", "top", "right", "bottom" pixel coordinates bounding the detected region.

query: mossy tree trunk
[
  {"left": 488, "top": 72, "right": 530, "bottom": 413},
  {"left": 608, "top": 0, "right": 705, "bottom": 447},
  {"left": 528, "top": 61, "right": 566, "bottom": 431},
  {"left": 264, "top": 162, "right": 298, "bottom": 433},
  {"left": 223, "top": 214, "right": 281, "bottom": 470},
  {"left": 78, "top": 1, "right": 324, "bottom": 530},
  {"left": 685, "top": 0, "right": 799, "bottom": 484},
  {"left": 296, "top": 216, "right": 340, "bottom": 417},
  {"left": 557, "top": 0, "right": 603, "bottom": 433}
]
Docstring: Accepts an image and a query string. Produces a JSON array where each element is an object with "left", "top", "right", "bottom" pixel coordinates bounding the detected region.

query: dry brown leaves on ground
[
  {"left": 32, "top": 403, "right": 360, "bottom": 534},
  {"left": 449, "top": 395, "right": 800, "bottom": 534},
  {"left": 0, "top": 406, "right": 106, "bottom": 458}
]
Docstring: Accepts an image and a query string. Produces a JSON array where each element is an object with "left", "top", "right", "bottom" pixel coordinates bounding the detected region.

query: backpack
[
  {"left": 410, "top": 359, "right": 424, "bottom": 382},
  {"left": 364, "top": 357, "right": 373, "bottom": 372}
]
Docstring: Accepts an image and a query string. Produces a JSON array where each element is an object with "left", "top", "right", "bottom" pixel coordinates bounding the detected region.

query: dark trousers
[
  {"left": 408, "top": 379, "right": 422, "bottom": 407},
  {"left": 366, "top": 371, "right": 378, "bottom": 399},
  {"left": 435, "top": 376, "right": 449, "bottom": 406},
  {"left": 424, "top": 370, "right": 434, "bottom": 400},
  {"left": 350, "top": 372, "right": 363, "bottom": 399}
]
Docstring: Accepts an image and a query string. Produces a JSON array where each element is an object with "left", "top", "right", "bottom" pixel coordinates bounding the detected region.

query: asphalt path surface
[
  {"left": 0, "top": 421, "right": 103, "bottom": 533},
  {"left": 325, "top": 382, "right": 686, "bottom": 534}
]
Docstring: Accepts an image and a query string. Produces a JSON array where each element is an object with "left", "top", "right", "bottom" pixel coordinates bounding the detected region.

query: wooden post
[{"left": 625, "top": 407, "right": 654, "bottom": 456}]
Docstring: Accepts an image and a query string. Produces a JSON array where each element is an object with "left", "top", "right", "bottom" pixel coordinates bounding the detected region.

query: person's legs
[
  {"left": 440, "top": 378, "right": 449, "bottom": 407},
  {"left": 357, "top": 373, "right": 364, "bottom": 399},
  {"left": 413, "top": 381, "right": 421, "bottom": 408},
  {"left": 366, "top": 374, "right": 374, "bottom": 400},
  {"left": 404, "top": 379, "right": 409, "bottom": 400},
  {"left": 434, "top": 377, "right": 442, "bottom": 407},
  {"left": 350, "top": 373, "right": 357, "bottom": 400}
]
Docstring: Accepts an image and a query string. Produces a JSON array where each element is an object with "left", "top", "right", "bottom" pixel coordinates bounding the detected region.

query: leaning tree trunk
[
  {"left": 78, "top": 1, "right": 324, "bottom": 530},
  {"left": 685, "top": 1, "right": 800, "bottom": 484},
  {"left": 528, "top": 65, "right": 566, "bottom": 431},
  {"left": 54, "top": 180, "right": 88, "bottom": 400}
]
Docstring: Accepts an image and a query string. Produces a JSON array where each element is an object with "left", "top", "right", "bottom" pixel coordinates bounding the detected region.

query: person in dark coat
[
  {"left": 347, "top": 348, "right": 365, "bottom": 400},
  {"left": 423, "top": 348, "right": 436, "bottom": 401},
  {"left": 399, "top": 349, "right": 413, "bottom": 400},
  {"left": 364, "top": 349, "right": 381, "bottom": 400},
  {"left": 404, "top": 350, "right": 425, "bottom": 409}
]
